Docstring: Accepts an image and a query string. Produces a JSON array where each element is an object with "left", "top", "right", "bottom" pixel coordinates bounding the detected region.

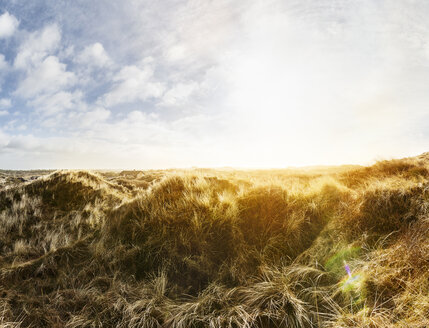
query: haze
[{"left": 0, "top": 0, "right": 428, "bottom": 169}]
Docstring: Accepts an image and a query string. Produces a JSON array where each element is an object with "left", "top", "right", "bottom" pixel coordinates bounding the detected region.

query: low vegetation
[{"left": 0, "top": 155, "right": 428, "bottom": 327}]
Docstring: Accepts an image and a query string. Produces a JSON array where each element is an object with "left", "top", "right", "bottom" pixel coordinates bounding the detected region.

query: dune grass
[{"left": 0, "top": 155, "right": 428, "bottom": 327}]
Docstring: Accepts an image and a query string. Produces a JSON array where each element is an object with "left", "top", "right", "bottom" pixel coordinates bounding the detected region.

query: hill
[{"left": 0, "top": 156, "right": 428, "bottom": 327}]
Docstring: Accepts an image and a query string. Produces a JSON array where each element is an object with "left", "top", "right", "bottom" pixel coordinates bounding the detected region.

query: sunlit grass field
[{"left": 0, "top": 154, "right": 428, "bottom": 327}]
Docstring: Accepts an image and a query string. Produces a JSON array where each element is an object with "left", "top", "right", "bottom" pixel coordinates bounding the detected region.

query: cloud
[
  {"left": 77, "top": 42, "right": 112, "bottom": 68},
  {"left": 14, "top": 24, "right": 61, "bottom": 70},
  {"left": 67, "top": 107, "right": 111, "bottom": 129},
  {"left": 0, "top": 54, "right": 10, "bottom": 92},
  {"left": 14, "top": 32, "right": 80, "bottom": 116},
  {"left": 100, "top": 58, "right": 165, "bottom": 106},
  {"left": 0, "top": 110, "right": 8, "bottom": 116},
  {"left": 3, "top": 134, "right": 44, "bottom": 151},
  {"left": 0, "top": 128, "right": 10, "bottom": 147},
  {"left": 28, "top": 91, "right": 84, "bottom": 115},
  {"left": 0, "top": 54, "right": 8, "bottom": 71},
  {"left": 162, "top": 0, "right": 244, "bottom": 66},
  {"left": 0, "top": 98, "right": 11, "bottom": 108},
  {"left": 1, "top": 0, "right": 429, "bottom": 169},
  {"left": 15, "top": 55, "right": 76, "bottom": 99},
  {"left": 0, "top": 12, "right": 19, "bottom": 39},
  {"left": 82, "top": 107, "right": 110, "bottom": 124},
  {"left": 161, "top": 81, "right": 199, "bottom": 106}
]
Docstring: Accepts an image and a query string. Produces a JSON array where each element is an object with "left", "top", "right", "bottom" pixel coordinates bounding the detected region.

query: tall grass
[{"left": 0, "top": 155, "right": 428, "bottom": 327}]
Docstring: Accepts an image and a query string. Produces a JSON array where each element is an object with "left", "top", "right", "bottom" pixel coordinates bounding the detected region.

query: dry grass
[{"left": 0, "top": 154, "right": 428, "bottom": 327}]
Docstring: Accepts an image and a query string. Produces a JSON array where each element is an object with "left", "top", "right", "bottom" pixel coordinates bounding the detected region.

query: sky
[{"left": 0, "top": 0, "right": 428, "bottom": 169}]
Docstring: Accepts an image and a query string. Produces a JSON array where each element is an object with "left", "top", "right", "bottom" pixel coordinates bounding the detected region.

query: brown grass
[{"left": 0, "top": 155, "right": 428, "bottom": 327}]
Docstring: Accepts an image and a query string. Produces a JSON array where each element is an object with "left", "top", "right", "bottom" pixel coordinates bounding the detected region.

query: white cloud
[
  {"left": 15, "top": 55, "right": 76, "bottom": 98},
  {"left": 0, "top": 54, "right": 9, "bottom": 92},
  {"left": 4, "top": 134, "right": 42, "bottom": 150},
  {"left": 161, "top": 81, "right": 199, "bottom": 106},
  {"left": 0, "top": 12, "right": 19, "bottom": 39},
  {"left": 62, "top": 107, "right": 111, "bottom": 130},
  {"left": 162, "top": 0, "right": 243, "bottom": 65},
  {"left": 77, "top": 42, "right": 111, "bottom": 68},
  {"left": 14, "top": 50, "right": 80, "bottom": 116},
  {"left": 100, "top": 59, "right": 165, "bottom": 106},
  {"left": 28, "top": 91, "right": 84, "bottom": 115},
  {"left": 0, "top": 129, "right": 10, "bottom": 147},
  {"left": 0, "top": 110, "right": 8, "bottom": 116},
  {"left": 78, "top": 107, "right": 111, "bottom": 128},
  {"left": 2, "top": 1, "right": 429, "bottom": 169},
  {"left": 14, "top": 24, "right": 61, "bottom": 69},
  {"left": 0, "top": 98, "right": 11, "bottom": 108},
  {"left": 0, "top": 54, "right": 8, "bottom": 70},
  {"left": 11, "top": 23, "right": 87, "bottom": 117}
]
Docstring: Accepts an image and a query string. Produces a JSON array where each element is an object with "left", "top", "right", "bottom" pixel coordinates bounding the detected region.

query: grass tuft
[{"left": 0, "top": 154, "right": 428, "bottom": 327}]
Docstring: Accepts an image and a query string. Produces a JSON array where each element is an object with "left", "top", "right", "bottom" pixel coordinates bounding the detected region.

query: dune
[{"left": 0, "top": 155, "right": 428, "bottom": 327}]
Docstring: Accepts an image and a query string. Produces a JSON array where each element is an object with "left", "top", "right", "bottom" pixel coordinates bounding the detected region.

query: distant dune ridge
[{"left": 0, "top": 155, "right": 428, "bottom": 327}]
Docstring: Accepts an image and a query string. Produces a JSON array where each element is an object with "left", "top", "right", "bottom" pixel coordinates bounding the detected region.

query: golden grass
[{"left": 0, "top": 154, "right": 428, "bottom": 327}]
